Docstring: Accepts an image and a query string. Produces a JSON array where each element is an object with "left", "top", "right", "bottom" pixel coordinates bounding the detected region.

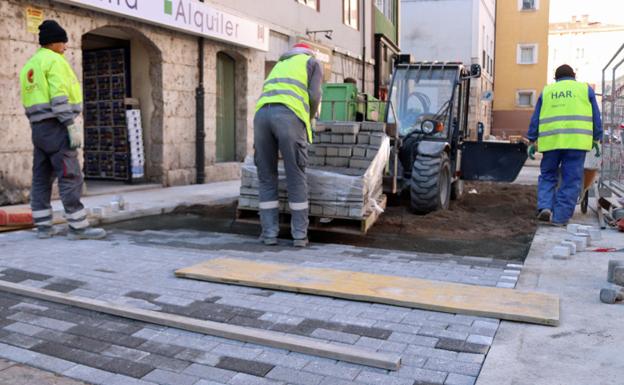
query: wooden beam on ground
[
  {"left": 0, "top": 280, "right": 400, "bottom": 370},
  {"left": 176, "top": 258, "right": 560, "bottom": 326}
]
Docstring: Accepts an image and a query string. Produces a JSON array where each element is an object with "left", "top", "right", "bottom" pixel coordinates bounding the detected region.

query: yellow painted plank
[{"left": 176, "top": 258, "right": 560, "bottom": 326}]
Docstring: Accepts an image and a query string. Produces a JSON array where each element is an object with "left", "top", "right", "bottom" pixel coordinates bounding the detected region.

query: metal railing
[{"left": 600, "top": 43, "right": 624, "bottom": 197}]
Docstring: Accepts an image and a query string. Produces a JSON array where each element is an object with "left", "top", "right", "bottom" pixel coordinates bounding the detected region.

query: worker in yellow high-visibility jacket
[
  {"left": 20, "top": 20, "right": 106, "bottom": 240},
  {"left": 526, "top": 64, "right": 603, "bottom": 226},
  {"left": 254, "top": 43, "right": 323, "bottom": 247}
]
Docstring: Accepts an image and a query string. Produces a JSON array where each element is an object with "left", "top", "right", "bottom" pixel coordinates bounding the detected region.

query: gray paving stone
[
  {"left": 319, "top": 378, "right": 360, "bottom": 385},
  {"left": 444, "top": 373, "right": 476, "bottom": 385},
  {"left": 258, "top": 313, "right": 304, "bottom": 325},
  {"left": 102, "top": 345, "right": 151, "bottom": 361},
  {"left": 267, "top": 366, "right": 324, "bottom": 385},
  {"left": 136, "top": 353, "right": 191, "bottom": 372},
  {"left": 424, "top": 358, "right": 481, "bottom": 377},
  {"left": 393, "top": 365, "right": 447, "bottom": 384},
  {"left": 4, "top": 322, "right": 44, "bottom": 337},
  {"left": 354, "top": 336, "right": 384, "bottom": 350},
  {"left": 63, "top": 364, "right": 117, "bottom": 385},
  {"left": 0, "top": 342, "right": 40, "bottom": 363},
  {"left": 311, "top": 328, "right": 359, "bottom": 344},
  {"left": 182, "top": 363, "right": 237, "bottom": 383},
  {"left": 28, "top": 315, "right": 76, "bottom": 331},
  {"left": 404, "top": 345, "right": 458, "bottom": 361},
  {"left": 142, "top": 368, "right": 199, "bottom": 385},
  {"left": 228, "top": 373, "right": 285, "bottom": 385},
  {"left": 194, "top": 380, "right": 228, "bottom": 385},
  {"left": 256, "top": 351, "right": 309, "bottom": 370},
  {"left": 211, "top": 343, "right": 263, "bottom": 360},
  {"left": 456, "top": 353, "right": 485, "bottom": 364},
  {"left": 355, "top": 370, "right": 413, "bottom": 385},
  {"left": 175, "top": 348, "right": 221, "bottom": 366},
  {"left": 0, "top": 331, "right": 43, "bottom": 349},
  {"left": 106, "top": 374, "right": 160, "bottom": 385},
  {"left": 26, "top": 353, "right": 77, "bottom": 373},
  {"left": 466, "top": 334, "right": 494, "bottom": 346},
  {"left": 216, "top": 356, "right": 274, "bottom": 377},
  {"left": 399, "top": 354, "right": 427, "bottom": 368},
  {"left": 303, "top": 360, "right": 361, "bottom": 380}
]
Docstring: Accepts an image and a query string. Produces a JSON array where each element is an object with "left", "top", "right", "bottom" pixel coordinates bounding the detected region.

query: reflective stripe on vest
[
  {"left": 256, "top": 54, "right": 312, "bottom": 143},
  {"left": 20, "top": 48, "right": 83, "bottom": 125},
  {"left": 538, "top": 80, "right": 593, "bottom": 152}
]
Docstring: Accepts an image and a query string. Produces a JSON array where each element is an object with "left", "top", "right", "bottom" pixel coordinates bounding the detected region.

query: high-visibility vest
[
  {"left": 256, "top": 54, "right": 312, "bottom": 143},
  {"left": 538, "top": 80, "right": 593, "bottom": 152},
  {"left": 19, "top": 48, "right": 82, "bottom": 125}
]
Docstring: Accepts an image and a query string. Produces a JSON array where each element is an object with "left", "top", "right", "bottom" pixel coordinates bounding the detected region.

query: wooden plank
[
  {"left": 0, "top": 280, "right": 400, "bottom": 370},
  {"left": 176, "top": 258, "right": 560, "bottom": 326}
]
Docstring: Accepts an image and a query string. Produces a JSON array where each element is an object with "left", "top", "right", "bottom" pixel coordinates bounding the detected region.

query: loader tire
[{"left": 410, "top": 153, "right": 451, "bottom": 214}]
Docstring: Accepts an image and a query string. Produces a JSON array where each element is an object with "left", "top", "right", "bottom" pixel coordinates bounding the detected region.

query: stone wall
[{"left": 0, "top": 0, "right": 262, "bottom": 204}]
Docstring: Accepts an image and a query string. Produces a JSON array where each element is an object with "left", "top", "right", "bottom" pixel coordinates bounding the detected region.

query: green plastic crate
[{"left": 320, "top": 83, "right": 358, "bottom": 121}]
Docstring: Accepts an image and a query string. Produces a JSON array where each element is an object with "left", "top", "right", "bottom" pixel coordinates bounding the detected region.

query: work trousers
[
  {"left": 253, "top": 104, "right": 309, "bottom": 240},
  {"left": 538, "top": 149, "right": 586, "bottom": 224},
  {"left": 30, "top": 119, "right": 88, "bottom": 230}
]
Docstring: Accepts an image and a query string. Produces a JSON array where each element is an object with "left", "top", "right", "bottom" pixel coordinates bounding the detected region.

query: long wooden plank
[
  {"left": 0, "top": 280, "right": 400, "bottom": 370},
  {"left": 176, "top": 258, "right": 560, "bottom": 326}
]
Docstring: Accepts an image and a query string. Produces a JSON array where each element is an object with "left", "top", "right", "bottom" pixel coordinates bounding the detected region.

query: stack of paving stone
[{"left": 239, "top": 121, "right": 390, "bottom": 219}]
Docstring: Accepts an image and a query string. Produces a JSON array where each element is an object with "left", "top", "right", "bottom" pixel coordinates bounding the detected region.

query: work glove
[
  {"left": 67, "top": 124, "right": 83, "bottom": 149},
  {"left": 527, "top": 142, "right": 537, "bottom": 160},
  {"left": 592, "top": 141, "right": 601, "bottom": 158}
]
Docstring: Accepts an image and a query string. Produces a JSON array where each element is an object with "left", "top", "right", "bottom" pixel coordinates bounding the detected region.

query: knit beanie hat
[
  {"left": 39, "top": 20, "right": 68, "bottom": 46},
  {"left": 555, "top": 64, "right": 576, "bottom": 80}
]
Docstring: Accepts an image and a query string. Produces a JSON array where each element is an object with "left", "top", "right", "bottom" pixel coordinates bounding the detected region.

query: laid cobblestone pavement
[{"left": 0, "top": 228, "right": 522, "bottom": 385}]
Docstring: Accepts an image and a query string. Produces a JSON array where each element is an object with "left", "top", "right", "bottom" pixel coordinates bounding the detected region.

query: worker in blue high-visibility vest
[{"left": 526, "top": 64, "right": 603, "bottom": 226}]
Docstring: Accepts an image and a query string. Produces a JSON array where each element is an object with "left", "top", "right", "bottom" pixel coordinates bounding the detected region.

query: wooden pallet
[{"left": 236, "top": 195, "right": 387, "bottom": 235}]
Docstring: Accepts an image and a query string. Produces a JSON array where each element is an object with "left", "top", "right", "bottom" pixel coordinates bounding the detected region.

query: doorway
[{"left": 216, "top": 52, "right": 236, "bottom": 162}]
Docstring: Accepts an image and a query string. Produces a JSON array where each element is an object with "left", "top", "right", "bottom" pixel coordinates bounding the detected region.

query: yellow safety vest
[
  {"left": 20, "top": 48, "right": 82, "bottom": 125},
  {"left": 538, "top": 80, "right": 593, "bottom": 152},
  {"left": 256, "top": 54, "right": 313, "bottom": 143}
]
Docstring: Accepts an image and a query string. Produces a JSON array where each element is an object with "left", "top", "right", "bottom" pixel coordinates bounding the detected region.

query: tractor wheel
[
  {"left": 410, "top": 153, "right": 451, "bottom": 214},
  {"left": 451, "top": 179, "right": 464, "bottom": 200}
]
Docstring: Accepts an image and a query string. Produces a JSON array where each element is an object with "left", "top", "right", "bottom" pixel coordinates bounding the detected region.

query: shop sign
[
  {"left": 26, "top": 7, "right": 44, "bottom": 34},
  {"left": 53, "top": 0, "right": 269, "bottom": 51}
]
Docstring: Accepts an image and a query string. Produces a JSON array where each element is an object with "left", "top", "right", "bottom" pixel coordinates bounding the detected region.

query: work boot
[
  {"left": 293, "top": 238, "right": 309, "bottom": 248},
  {"left": 67, "top": 227, "right": 107, "bottom": 240},
  {"left": 537, "top": 209, "right": 552, "bottom": 222},
  {"left": 262, "top": 237, "right": 278, "bottom": 246},
  {"left": 37, "top": 226, "right": 61, "bottom": 239}
]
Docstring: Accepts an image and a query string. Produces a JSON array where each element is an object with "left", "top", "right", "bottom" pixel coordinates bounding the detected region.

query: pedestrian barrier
[{"left": 600, "top": 43, "right": 624, "bottom": 196}]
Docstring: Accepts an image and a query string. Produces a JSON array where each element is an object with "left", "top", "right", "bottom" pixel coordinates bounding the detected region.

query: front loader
[{"left": 383, "top": 56, "right": 528, "bottom": 213}]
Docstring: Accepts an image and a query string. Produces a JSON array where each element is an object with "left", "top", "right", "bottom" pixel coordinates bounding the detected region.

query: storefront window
[{"left": 343, "top": 0, "right": 359, "bottom": 30}]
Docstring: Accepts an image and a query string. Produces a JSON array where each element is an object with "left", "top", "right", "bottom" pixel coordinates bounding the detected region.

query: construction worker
[
  {"left": 254, "top": 43, "right": 323, "bottom": 247},
  {"left": 19, "top": 20, "right": 106, "bottom": 240},
  {"left": 527, "top": 64, "right": 603, "bottom": 226}
]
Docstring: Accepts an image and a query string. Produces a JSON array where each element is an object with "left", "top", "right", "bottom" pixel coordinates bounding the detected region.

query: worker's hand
[
  {"left": 527, "top": 142, "right": 537, "bottom": 160},
  {"left": 592, "top": 141, "right": 601, "bottom": 158},
  {"left": 66, "top": 124, "right": 83, "bottom": 149}
]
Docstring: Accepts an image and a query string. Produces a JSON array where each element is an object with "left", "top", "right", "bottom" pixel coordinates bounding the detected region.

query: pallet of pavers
[{"left": 238, "top": 121, "right": 390, "bottom": 234}]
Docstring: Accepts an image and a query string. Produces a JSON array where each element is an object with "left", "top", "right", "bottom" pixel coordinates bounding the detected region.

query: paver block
[
  {"left": 338, "top": 147, "right": 353, "bottom": 157},
  {"left": 303, "top": 359, "right": 361, "bottom": 380},
  {"left": 142, "top": 368, "right": 199, "bottom": 385},
  {"left": 365, "top": 148, "right": 378, "bottom": 159},
  {"left": 216, "top": 356, "right": 274, "bottom": 377},
  {"left": 445, "top": 373, "right": 476, "bottom": 385},
  {"left": 349, "top": 158, "right": 370, "bottom": 169},
  {"left": 267, "top": 366, "right": 324, "bottom": 385},
  {"left": 326, "top": 157, "right": 349, "bottom": 167},
  {"left": 320, "top": 133, "right": 332, "bottom": 143},
  {"left": 353, "top": 146, "right": 367, "bottom": 157},
  {"left": 327, "top": 122, "right": 360, "bottom": 135},
  {"left": 369, "top": 134, "right": 385, "bottom": 146},
  {"left": 552, "top": 246, "right": 571, "bottom": 260},
  {"left": 343, "top": 134, "right": 357, "bottom": 144},
  {"left": 331, "top": 134, "right": 343, "bottom": 144},
  {"left": 357, "top": 133, "right": 370, "bottom": 144},
  {"left": 361, "top": 122, "right": 386, "bottom": 132},
  {"left": 326, "top": 147, "right": 339, "bottom": 157}
]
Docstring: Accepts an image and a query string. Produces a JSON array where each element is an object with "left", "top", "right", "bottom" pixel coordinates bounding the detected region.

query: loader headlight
[{"left": 421, "top": 120, "right": 436, "bottom": 134}]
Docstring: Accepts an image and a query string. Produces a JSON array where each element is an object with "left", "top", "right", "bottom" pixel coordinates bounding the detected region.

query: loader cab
[{"left": 384, "top": 57, "right": 527, "bottom": 214}]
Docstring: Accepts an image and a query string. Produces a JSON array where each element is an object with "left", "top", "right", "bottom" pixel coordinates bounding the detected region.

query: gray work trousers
[
  {"left": 30, "top": 119, "right": 88, "bottom": 230},
  {"left": 253, "top": 104, "right": 309, "bottom": 240}
]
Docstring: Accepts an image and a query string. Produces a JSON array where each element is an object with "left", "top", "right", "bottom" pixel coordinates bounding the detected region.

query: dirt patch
[
  {"left": 112, "top": 182, "right": 537, "bottom": 261},
  {"left": 378, "top": 182, "right": 537, "bottom": 241}
]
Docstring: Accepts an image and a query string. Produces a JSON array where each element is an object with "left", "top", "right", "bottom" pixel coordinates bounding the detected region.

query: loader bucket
[{"left": 460, "top": 141, "right": 528, "bottom": 182}]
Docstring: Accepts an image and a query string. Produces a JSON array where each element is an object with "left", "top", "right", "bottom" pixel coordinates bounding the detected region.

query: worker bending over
[
  {"left": 20, "top": 20, "right": 106, "bottom": 240},
  {"left": 254, "top": 43, "right": 323, "bottom": 247},
  {"left": 527, "top": 64, "right": 603, "bottom": 226}
]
